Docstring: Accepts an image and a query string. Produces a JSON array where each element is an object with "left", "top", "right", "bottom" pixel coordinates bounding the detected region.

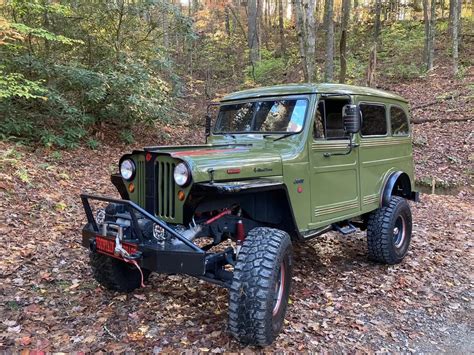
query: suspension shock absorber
[{"left": 235, "top": 209, "right": 245, "bottom": 255}]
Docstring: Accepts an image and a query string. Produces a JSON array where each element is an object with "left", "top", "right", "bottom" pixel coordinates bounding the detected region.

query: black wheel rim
[
  {"left": 393, "top": 215, "right": 406, "bottom": 248},
  {"left": 272, "top": 261, "right": 285, "bottom": 316}
]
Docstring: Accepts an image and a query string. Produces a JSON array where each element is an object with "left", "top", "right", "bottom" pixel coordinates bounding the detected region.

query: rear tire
[
  {"left": 89, "top": 252, "right": 150, "bottom": 292},
  {"left": 366, "top": 196, "right": 412, "bottom": 264},
  {"left": 228, "top": 227, "right": 292, "bottom": 346}
]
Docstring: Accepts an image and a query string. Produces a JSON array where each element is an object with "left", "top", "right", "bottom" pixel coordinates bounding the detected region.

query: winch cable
[
  {"left": 123, "top": 258, "right": 145, "bottom": 288},
  {"left": 114, "top": 235, "right": 146, "bottom": 288}
]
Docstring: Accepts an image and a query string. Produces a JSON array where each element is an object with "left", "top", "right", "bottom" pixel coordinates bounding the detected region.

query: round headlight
[
  {"left": 174, "top": 162, "right": 191, "bottom": 186},
  {"left": 120, "top": 159, "right": 135, "bottom": 180}
]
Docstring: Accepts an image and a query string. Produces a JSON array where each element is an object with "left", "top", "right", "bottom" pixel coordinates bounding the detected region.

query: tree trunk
[
  {"left": 423, "top": 0, "right": 430, "bottom": 68},
  {"left": 225, "top": 5, "right": 231, "bottom": 37},
  {"left": 423, "top": 0, "right": 436, "bottom": 70},
  {"left": 162, "top": 5, "right": 169, "bottom": 50},
  {"left": 294, "top": 0, "right": 309, "bottom": 81},
  {"left": 367, "top": 45, "right": 377, "bottom": 87},
  {"left": 374, "top": 0, "right": 382, "bottom": 42},
  {"left": 306, "top": 0, "right": 317, "bottom": 82},
  {"left": 367, "top": 0, "right": 382, "bottom": 87},
  {"left": 258, "top": 0, "right": 266, "bottom": 53},
  {"left": 324, "top": 0, "right": 334, "bottom": 82},
  {"left": 452, "top": 0, "right": 460, "bottom": 74},
  {"left": 449, "top": 0, "right": 455, "bottom": 36},
  {"left": 247, "top": 0, "right": 260, "bottom": 72},
  {"left": 339, "top": 0, "right": 351, "bottom": 83},
  {"left": 278, "top": 0, "right": 286, "bottom": 57},
  {"left": 429, "top": 0, "right": 436, "bottom": 69}
]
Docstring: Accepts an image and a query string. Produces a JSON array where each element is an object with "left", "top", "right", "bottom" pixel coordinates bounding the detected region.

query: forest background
[{"left": 0, "top": 0, "right": 473, "bottom": 352}]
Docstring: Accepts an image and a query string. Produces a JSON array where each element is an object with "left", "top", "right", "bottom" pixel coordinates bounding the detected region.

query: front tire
[
  {"left": 228, "top": 227, "right": 293, "bottom": 346},
  {"left": 89, "top": 252, "right": 150, "bottom": 292},
  {"left": 366, "top": 196, "right": 412, "bottom": 264}
]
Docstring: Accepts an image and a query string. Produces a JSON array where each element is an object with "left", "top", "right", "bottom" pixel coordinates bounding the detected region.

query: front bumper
[{"left": 80, "top": 194, "right": 230, "bottom": 281}]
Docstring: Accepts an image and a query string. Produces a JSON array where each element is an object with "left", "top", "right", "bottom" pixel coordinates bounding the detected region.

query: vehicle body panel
[{"left": 117, "top": 84, "right": 415, "bottom": 235}]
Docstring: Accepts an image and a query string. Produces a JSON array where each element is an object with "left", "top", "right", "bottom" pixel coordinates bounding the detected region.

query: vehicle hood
[{"left": 145, "top": 144, "right": 283, "bottom": 182}]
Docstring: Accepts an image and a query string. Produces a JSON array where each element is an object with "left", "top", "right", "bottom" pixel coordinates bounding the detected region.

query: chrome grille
[{"left": 156, "top": 161, "right": 176, "bottom": 219}]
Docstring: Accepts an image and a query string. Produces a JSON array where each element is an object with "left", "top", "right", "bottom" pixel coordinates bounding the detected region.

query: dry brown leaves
[
  {"left": 1, "top": 137, "right": 473, "bottom": 352},
  {"left": 1, "top": 69, "right": 473, "bottom": 352}
]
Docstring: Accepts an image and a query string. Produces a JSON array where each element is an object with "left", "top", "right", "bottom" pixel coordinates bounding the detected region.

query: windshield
[{"left": 214, "top": 98, "right": 308, "bottom": 134}]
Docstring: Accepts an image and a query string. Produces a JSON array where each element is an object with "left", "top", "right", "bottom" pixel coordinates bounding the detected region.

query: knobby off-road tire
[
  {"left": 89, "top": 252, "right": 150, "bottom": 292},
  {"left": 229, "top": 227, "right": 293, "bottom": 346},
  {"left": 366, "top": 196, "right": 412, "bottom": 264}
]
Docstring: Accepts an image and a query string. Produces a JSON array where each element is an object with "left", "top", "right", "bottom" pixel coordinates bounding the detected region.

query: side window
[
  {"left": 360, "top": 104, "right": 387, "bottom": 136},
  {"left": 390, "top": 106, "right": 409, "bottom": 136},
  {"left": 313, "top": 99, "right": 351, "bottom": 140}
]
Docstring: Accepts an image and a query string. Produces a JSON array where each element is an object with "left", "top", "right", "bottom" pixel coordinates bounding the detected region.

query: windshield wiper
[{"left": 273, "top": 132, "right": 299, "bottom": 141}]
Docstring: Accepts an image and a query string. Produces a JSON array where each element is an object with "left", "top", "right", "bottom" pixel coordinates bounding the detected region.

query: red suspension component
[
  {"left": 205, "top": 209, "right": 232, "bottom": 225},
  {"left": 236, "top": 219, "right": 245, "bottom": 243}
]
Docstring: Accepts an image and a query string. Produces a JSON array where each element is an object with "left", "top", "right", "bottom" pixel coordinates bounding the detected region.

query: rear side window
[
  {"left": 390, "top": 106, "right": 409, "bottom": 136},
  {"left": 360, "top": 104, "right": 387, "bottom": 136}
]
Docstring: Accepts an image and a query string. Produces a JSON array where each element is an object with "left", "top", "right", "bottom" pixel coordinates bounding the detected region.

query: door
[{"left": 310, "top": 97, "right": 361, "bottom": 227}]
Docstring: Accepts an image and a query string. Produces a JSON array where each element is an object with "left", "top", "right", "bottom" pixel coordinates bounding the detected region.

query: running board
[{"left": 332, "top": 222, "right": 357, "bottom": 235}]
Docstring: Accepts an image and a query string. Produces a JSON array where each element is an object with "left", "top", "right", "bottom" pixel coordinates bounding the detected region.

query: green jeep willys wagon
[{"left": 80, "top": 83, "right": 418, "bottom": 346}]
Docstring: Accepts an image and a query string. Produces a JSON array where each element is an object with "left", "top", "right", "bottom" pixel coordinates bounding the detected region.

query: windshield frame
[{"left": 213, "top": 95, "right": 310, "bottom": 136}]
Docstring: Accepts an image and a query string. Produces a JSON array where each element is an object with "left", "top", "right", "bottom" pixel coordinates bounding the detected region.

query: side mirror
[
  {"left": 205, "top": 114, "right": 212, "bottom": 137},
  {"left": 342, "top": 104, "right": 360, "bottom": 134}
]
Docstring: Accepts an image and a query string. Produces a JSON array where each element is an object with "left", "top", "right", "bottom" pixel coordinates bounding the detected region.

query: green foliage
[
  {"left": 378, "top": 21, "right": 425, "bottom": 79},
  {"left": 87, "top": 138, "right": 100, "bottom": 150},
  {"left": 0, "top": 0, "right": 192, "bottom": 148},
  {"left": 246, "top": 50, "right": 286, "bottom": 85},
  {"left": 49, "top": 151, "right": 62, "bottom": 161},
  {"left": 120, "top": 130, "right": 134, "bottom": 145},
  {"left": 10, "top": 23, "right": 83, "bottom": 45},
  {"left": 0, "top": 68, "right": 47, "bottom": 99}
]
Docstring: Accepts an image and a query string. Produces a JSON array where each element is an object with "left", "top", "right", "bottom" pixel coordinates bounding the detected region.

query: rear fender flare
[{"left": 380, "top": 171, "right": 412, "bottom": 207}]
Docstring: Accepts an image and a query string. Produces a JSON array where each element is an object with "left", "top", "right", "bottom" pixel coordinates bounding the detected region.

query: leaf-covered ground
[
  {"left": 1, "top": 69, "right": 473, "bottom": 351},
  {"left": 0, "top": 141, "right": 473, "bottom": 352},
  {"left": 385, "top": 65, "right": 474, "bottom": 190}
]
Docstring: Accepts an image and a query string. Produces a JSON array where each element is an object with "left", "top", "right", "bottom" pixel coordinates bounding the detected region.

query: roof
[{"left": 221, "top": 83, "right": 407, "bottom": 102}]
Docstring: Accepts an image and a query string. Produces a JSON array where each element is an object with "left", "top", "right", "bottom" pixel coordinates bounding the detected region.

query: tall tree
[
  {"left": 451, "top": 0, "right": 460, "bottom": 74},
  {"left": 324, "top": 0, "right": 334, "bottom": 82},
  {"left": 294, "top": 0, "right": 318, "bottom": 82},
  {"left": 339, "top": 0, "right": 351, "bottom": 83},
  {"left": 423, "top": 0, "right": 436, "bottom": 70},
  {"left": 247, "top": 0, "right": 260, "bottom": 73},
  {"left": 306, "top": 0, "right": 317, "bottom": 82},
  {"left": 367, "top": 0, "right": 382, "bottom": 87},
  {"left": 354, "top": 0, "right": 360, "bottom": 23},
  {"left": 277, "top": 0, "right": 286, "bottom": 57},
  {"left": 294, "top": 0, "right": 309, "bottom": 81}
]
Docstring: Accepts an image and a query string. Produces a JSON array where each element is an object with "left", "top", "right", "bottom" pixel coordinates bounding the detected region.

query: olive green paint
[{"left": 120, "top": 84, "right": 415, "bottom": 233}]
